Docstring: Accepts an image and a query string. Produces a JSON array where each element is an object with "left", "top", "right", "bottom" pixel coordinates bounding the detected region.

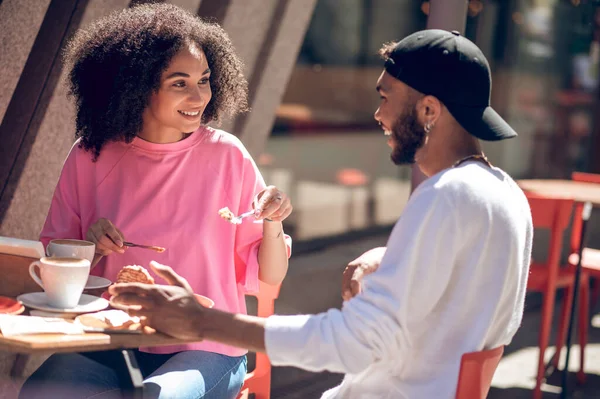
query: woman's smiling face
[{"left": 142, "top": 43, "right": 212, "bottom": 139}]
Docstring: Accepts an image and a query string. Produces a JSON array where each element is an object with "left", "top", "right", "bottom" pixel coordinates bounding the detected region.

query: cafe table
[
  {"left": 518, "top": 179, "right": 600, "bottom": 205},
  {"left": 0, "top": 321, "right": 201, "bottom": 398},
  {"left": 518, "top": 179, "right": 600, "bottom": 398}
]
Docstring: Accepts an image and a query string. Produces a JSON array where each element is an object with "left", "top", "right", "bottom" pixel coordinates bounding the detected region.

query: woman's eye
[
  {"left": 199, "top": 77, "right": 210, "bottom": 85},
  {"left": 173, "top": 81, "right": 186, "bottom": 88}
]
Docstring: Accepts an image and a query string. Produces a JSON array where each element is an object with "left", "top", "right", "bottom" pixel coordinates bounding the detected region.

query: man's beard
[{"left": 390, "top": 106, "right": 427, "bottom": 165}]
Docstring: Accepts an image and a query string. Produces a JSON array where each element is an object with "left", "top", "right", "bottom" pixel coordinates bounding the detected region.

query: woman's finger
[
  {"left": 258, "top": 193, "right": 285, "bottom": 219},
  {"left": 100, "top": 219, "right": 125, "bottom": 251},
  {"left": 89, "top": 227, "right": 113, "bottom": 256},
  {"left": 97, "top": 233, "right": 123, "bottom": 254},
  {"left": 266, "top": 199, "right": 292, "bottom": 221}
]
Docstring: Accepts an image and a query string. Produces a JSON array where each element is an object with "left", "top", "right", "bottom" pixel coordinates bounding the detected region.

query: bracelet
[{"left": 264, "top": 218, "right": 273, "bottom": 222}]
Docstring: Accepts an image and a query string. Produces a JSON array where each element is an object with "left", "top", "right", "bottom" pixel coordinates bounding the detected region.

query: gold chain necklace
[{"left": 452, "top": 154, "right": 492, "bottom": 168}]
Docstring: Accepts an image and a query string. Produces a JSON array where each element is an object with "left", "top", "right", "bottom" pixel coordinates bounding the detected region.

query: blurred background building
[{"left": 262, "top": 0, "right": 600, "bottom": 248}]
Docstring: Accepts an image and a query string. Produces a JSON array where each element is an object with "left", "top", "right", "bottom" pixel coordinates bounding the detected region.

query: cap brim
[{"left": 445, "top": 104, "right": 517, "bottom": 141}]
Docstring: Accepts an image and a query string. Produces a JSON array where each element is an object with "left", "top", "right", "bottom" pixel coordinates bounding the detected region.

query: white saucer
[
  {"left": 17, "top": 293, "right": 109, "bottom": 314},
  {"left": 85, "top": 276, "right": 111, "bottom": 290}
]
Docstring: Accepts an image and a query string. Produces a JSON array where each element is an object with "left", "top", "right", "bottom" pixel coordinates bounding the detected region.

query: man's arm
[
  {"left": 111, "top": 187, "right": 458, "bottom": 375},
  {"left": 261, "top": 187, "right": 459, "bottom": 374},
  {"left": 110, "top": 262, "right": 269, "bottom": 350},
  {"left": 198, "top": 310, "right": 267, "bottom": 353}
]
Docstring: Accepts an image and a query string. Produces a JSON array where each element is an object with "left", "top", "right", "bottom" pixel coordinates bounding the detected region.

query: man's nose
[{"left": 374, "top": 107, "right": 381, "bottom": 123}]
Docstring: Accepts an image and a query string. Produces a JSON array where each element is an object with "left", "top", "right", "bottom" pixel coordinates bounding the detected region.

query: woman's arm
[
  {"left": 254, "top": 186, "right": 293, "bottom": 285},
  {"left": 258, "top": 220, "right": 289, "bottom": 285}
]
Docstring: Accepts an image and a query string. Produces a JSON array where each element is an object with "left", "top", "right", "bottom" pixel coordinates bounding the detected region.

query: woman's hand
[
  {"left": 86, "top": 218, "right": 126, "bottom": 256},
  {"left": 253, "top": 185, "right": 292, "bottom": 222}
]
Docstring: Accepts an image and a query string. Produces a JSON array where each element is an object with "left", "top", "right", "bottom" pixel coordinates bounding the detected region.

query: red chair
[
  {"left": 568, "top": 172, "right": 600, "bottom": 306},
  {"left": 525, "top": 194, "right": 575, "bottom": 399},
  {"left": 455, "top": 346, "right": 504, "bottom": 399},
  {"left": 237, "top": 281, "right": 281, "bottom": 399},
  {"left": 567, "top": 173, "right": 600, "bottom": 293},
  {"left": 553, "top": 172, "right": 600, "bottom": 384}
]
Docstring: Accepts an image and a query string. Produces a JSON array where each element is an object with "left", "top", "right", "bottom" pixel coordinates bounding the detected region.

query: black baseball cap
[{"left": 384, "top": 29, "right": 517, "bottom": 141}]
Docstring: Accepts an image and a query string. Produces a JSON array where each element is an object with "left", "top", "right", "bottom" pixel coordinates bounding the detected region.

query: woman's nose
[{"left": 187, "top": 86, "right": 206, "bottom": 107}]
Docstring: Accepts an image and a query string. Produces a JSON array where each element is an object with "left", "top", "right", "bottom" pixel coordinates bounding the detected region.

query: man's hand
[
  {"left": 341, "top": 247, "right": 386, "bottom": 301},
  {"left": 109, "top": 261, "right": 205, "bottom": 340}
]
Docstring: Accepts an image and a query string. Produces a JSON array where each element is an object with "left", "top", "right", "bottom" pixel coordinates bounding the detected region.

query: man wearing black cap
[{"left": 111, "top": 30, "right": 533, "bottom": 398}]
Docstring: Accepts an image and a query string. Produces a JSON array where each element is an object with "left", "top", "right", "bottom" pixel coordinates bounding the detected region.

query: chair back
[
  {"left": 569, "top": 172, "right": 600, "bottom": 255},
  {"left": 238, "top": 281, "right": 281, "bottom": 399},
  {"left": 526, "top": 193, "right": 574, "bottom": 285},
  {"left": 455, "top": 346, "right": 504, "bottom": 399},
  {"left": 572, "top": 172, "right": 600, "bottom": 185}
]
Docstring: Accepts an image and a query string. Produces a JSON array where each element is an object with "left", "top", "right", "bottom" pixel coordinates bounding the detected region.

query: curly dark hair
[{"left": 63, "top": 3, "right": 249, "bottom": 160}]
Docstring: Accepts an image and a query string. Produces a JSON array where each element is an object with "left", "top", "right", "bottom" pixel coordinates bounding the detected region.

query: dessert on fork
[{"left": 218, "top": 207, "right": 236, "bottom": 223}]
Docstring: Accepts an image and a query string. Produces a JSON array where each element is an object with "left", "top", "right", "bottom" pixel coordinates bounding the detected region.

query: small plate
[
  {"left": 17, "top": 293, "right": 109, "bottom": 314},
  {"left": 0, "top": 296, "right": 23, "bottom": 314},
  {"left": 9, "top": 305, "right": 25, "bottom": 315},
  {"left": 85, "top": 276, "right": 112, "bottom": 290}
]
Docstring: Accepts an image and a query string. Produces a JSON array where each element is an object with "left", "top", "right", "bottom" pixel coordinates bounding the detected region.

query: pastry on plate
[{"left": 115, "top": 265, "right": 155, "bottom": 284}]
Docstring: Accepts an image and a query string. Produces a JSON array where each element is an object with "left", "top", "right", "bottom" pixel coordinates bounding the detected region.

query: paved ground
[{"left": 266, "top": 232, "right": 600, "bottom": 399}]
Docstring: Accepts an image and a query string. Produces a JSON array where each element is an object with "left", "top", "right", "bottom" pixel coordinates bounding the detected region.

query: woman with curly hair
[{"left": 20, "top": 3, "right": 292, "bottom": 399}]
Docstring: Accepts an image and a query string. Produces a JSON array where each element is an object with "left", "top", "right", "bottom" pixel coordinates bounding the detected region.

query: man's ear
[{"left": 416, "top": 95, "right": 442, "bottom": 127}]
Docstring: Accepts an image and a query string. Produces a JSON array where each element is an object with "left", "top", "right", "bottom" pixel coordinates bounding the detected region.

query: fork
[
  {"left": 122, "top": 241, "right": 166, "bottom": 253},
  {"left": 230, "top": 210, "right": 256, "bottom": 225}
]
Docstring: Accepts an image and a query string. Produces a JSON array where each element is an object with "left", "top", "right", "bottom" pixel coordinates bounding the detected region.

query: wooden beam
[{"left": 0, "top": 0, "right": 86, "bottom": 225}]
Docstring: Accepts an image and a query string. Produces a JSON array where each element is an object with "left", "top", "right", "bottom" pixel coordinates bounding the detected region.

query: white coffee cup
[
  {"left": 46, "top": 239, "right": 95, "bottom": 263},
  {"left": 29, "top": 257, "right": 91, "bottom": 309}
]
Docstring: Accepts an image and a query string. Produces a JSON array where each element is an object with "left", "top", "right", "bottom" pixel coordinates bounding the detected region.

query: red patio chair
[
  {"left": 237, "top": 281, "right": 281, "bottom": 399},
  {"left": 554, "top": 171, "right": 600, "bottom": 384},
  {"left": 455, "top": 346, "right": 504, "bottom": 399},
  {"left": 525, "top": 194, "right": 575, "bottom": 399}
]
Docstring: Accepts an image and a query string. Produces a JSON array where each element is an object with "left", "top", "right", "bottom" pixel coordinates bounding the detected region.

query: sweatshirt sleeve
[
  {"left": 39, "top": 143, "right": 85, "bottom": 248},
  {"left": 264, "top": 185, "right": 457, "bottom": 374}
]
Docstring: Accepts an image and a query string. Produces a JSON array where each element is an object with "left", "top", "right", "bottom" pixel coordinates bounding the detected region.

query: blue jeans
[{"left": 19, "top": 349, "right": 247, "bottom": 399}]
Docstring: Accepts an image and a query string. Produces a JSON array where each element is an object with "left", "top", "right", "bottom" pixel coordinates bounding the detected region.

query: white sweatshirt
[{"left": 265, "top": 161, "right": 533, "bottom": 398}]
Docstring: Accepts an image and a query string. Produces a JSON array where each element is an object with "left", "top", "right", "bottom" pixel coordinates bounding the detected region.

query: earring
[{"left": 424, "top": 122, "right": 432, "bottom": 133}]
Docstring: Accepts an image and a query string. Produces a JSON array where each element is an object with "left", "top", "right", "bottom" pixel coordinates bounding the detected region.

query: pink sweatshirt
[{"left": 40, "top": 127, "right": 291, "bottom": 356}]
